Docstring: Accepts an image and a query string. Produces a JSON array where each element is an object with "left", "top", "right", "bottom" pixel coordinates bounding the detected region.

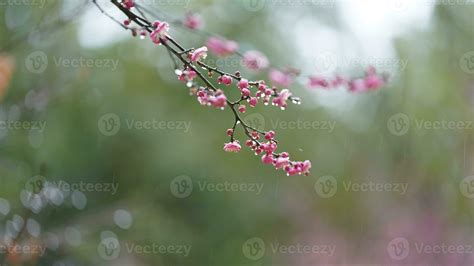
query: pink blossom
[
  {"left": 242, "top": 50, "right": 269, "bottom": 71},
  {"left": 123, "top": 0, "right": 134, "bottom": 9},
  {"left": 261, "top": 154, "right": 274, "bottom": 164},
  {"left": 238, "top": 105, "right": 247, "bottom": 113},
  {"left": 300, "top": 160, "right": 312, "bottom": 175},
  {"left": 331, "top": 75, "right": 346, "bottom": 87},
  {"left": 274, "top": 157, "right": 290, "bottom": 169},
  {"left": 150, "top": 20, "right": 169, "bottom": 44},
  {"left": 240, "top": 88, "right": 250, "bottom": 97},
  {"left": 285, "top": 166, "right": 300, "bottom": 176},
  {"left": 269, "top": 69, "right": 293, "bottom": 88},
  {"left": 307, "top": 76, "right": 330, "bottom": 89},
  {"left": 178, "top": 67, "right": 197, "bottom": 82},
  {"left": 348, "top": 78, "right": 367, "bottom": 93},
  {"left": 197, "top": 90, "right": 209, "bottom": 106},
  {"left": 189, "top": 47, "right": 208, "bottom": 62},
  {"left": 224, "top": 141, "right": 241, "bottom": 153},
  {"left": 206, "top": 37, "right": 239, "bottom": 57},
  {"left": 196, "top": 89, "right": 227, "bottom": 109},
  {"left": 210, "top": 92, "right": 227, "bottom": 108},
  {"left": 238, "top": 79, "right": 249, "bottom": 90},
  {"left": 264, "top": 131, "right": 275, "bottom": 141},
  {"left": 183, "top": 13, "right": 203, "bottom": 30},
  {"left": 248, "top": 97, "right": 258, "bottom": 107},
  {"left": 261, "top": 142, "right": 277, "bottom": 153},
  {"left": 365, "top": 73, "right": 385, "bottom": 90},
  {"left": 272, "top": 89, "right": 292, "bottom": 109},
  {"left": 217, "top": 75, "right": 232, "bottom": 86}
]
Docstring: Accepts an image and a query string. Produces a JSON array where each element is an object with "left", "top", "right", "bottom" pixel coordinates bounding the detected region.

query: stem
[{"left": 101, "top": 0, "right": 295, "bottom": 161}]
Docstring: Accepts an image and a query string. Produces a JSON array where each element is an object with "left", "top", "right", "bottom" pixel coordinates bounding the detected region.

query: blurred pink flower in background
[
  {"left": 269, "top": 69, "right": 293, "bottom": 88},
  {"left": 206, "top": 37, "right": 239, "bottom": 57},
  {"left": 184, "top": 13, "right": 203, "bottom": 30},
  {"left": 242, "top": 50, "right": 269, "bottom": 71}
]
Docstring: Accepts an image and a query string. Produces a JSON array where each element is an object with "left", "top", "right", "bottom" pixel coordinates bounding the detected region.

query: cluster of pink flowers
[
  {"left": 237, "top": 79, "right": 294, "bottom": 110},
  {"left": 307, "top": 67, "right": 387, "bottom": 92},
  {"left": 195, "top": 88, "right": 228, "bottom": 109},
  {"left": 183, "top": 65, "right": 296, "bottom": 112},
  {"left": 224, "top": 130, "right": 311, "bottom": 176},
  {"left": 178, "top": 12, "right": 385, "bottom": 94},
  {"left": 169, "top": 41, "right": 310, "bottom": 174},
  {"left": 109, "top": 5, "right": 387, "bottom": 177}
]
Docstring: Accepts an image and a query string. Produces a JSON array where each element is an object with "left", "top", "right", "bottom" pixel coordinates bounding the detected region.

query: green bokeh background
[{"left": 1, "top": 0, "right": 474, "bottom": 265}]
